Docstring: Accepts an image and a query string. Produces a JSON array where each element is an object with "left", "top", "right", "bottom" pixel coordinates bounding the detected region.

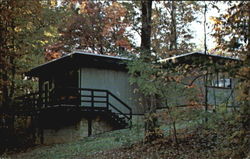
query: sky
[
  {"left": 190, "top": 2, "right": 229, "bottom": 52},
  {"left": 58, "top": 1, "right": 230, "bottom": 53},
  {"left": 131, "top": 1, "right": 230, "bottom": 53}
]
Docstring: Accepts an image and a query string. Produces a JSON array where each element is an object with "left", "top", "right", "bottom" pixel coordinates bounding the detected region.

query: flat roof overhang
[
  {"left": 26, "top": 51, "right": 242, "bottom": 77},
  {"left": 159, "top": 52, "right": 241, "bottom": 68},
  {"left": 26, "top": 52, "right": 130, "bottom": 77}
]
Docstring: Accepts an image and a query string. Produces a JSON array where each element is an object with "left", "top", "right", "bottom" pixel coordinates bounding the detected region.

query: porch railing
[{"left": 15, "top": 87, "right": 132, "bottom": 121}]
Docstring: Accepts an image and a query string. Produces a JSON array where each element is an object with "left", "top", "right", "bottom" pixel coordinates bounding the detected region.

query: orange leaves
[
  {"left": 102, "top": 2, "right": 128, "bottom": 37},
  {"left": 209, "top": 16, "right": 222, "bottom": 25},
  {"left": 104, "top": 2, "right": 127, "bottom": 19},
  {"left": 44, "top": 51, "right": 62, "bottom": 61},
  {"left": 55, "top": 1, "right": 132, "bottom": 54},
  {"left": 185, "top": 84, "right": 195, "bottom": 89},
  {"left": 79, "top": 1, "right": 101, "bottom": 15},
  {"left": 115, "top": 39, "right": 132, "bottom": 50},
  {"left": 79, "top": 1, "right": 87, "bottom": 14}
]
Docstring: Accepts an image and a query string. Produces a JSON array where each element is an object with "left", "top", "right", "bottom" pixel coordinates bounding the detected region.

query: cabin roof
[
  {"left": 159, "top": 52, "right": 240, "bottom": 63},
  {"left": 27, "top": 51, "right": 240, "bottom": 77},
  {"left": 26, "top": 52, "right": 130, "bottom": 77}
]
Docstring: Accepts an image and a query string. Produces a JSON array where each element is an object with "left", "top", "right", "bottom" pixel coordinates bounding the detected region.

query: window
[{"left": 207, "top": 72, "right": 232, "bottom": 89}]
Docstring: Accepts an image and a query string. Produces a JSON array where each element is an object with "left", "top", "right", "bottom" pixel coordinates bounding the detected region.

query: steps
[{"left": 80, "top": 107, "right": 129, "bottom": 129}]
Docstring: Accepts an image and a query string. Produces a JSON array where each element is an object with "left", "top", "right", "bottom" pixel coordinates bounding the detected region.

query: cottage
[
  {"left": 17, "top": 52, "right": 143, "bottom": 144},
  {"left": 15, "top": 51, "right": 240, "bottom": 144},
  {"left": 159, "top": 52, "right": 240, "bottom": 109}
]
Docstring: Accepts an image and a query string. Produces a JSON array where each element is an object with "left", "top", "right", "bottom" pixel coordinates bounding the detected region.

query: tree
[
  {"left": 211, "top": 1, "right": 250, "bottom": 158},
  {"left": 141, "top": 0, "right": 152, "bottom": 54},
  {"left": 0, "top": 0, "right": 63, "bottom": 108},
  {"left": 46, "top": 1, "right": 132, "bottom": 57},
  {"left": 129, "top": 0, "right": 203, "bottom": 142},
  {"left": 125, "top": 1, "right": 203, "bottom": 142},
  {"left": 139, "top": 0, "right": 164, "bottom": 142},
  {"left": 151, "top": 1, "right": 202, "bottom": 57}
]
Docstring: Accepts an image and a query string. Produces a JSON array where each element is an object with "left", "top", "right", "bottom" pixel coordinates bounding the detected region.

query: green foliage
[
  {"left": 127, "top": 53, "right": 207, "bottom": 143},
  {"left": 151, "top": 1, "right": 202, "bottom": 56},
  {"left": 0, "top": 0, "right": 65, "bottom": 107},
  {"left": 198, "top": 109, "right": 249, "bottom": 159},
  {"left": 128, "top": 56, "right": 161, "bottom": 96},
  {"left": 211, "top": 1, "right": 250, "bottom": 158}
]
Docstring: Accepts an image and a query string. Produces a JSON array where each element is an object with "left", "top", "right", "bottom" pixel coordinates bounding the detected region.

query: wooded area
[{"left": 0, "top": 1, "right": 249, "bottom": 158}]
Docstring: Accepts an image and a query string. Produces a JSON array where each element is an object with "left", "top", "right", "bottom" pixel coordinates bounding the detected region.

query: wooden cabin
[
  {"left": 14, "top": 51, "right": 240, "bottom": 144},
  {"left": 16, "top": 52, "right": 144, "bottom": 144},
  {"left": 159, "top": 52, "right": 240, "bottom": 109}
]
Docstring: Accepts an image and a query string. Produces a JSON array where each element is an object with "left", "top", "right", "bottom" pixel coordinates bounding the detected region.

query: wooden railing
[{"left": 15, "top": 87, "right": 132, "bottom": 121}]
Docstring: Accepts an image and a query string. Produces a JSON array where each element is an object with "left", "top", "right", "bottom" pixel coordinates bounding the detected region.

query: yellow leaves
[
  {"left": 79, "top": 1, "right": 87, "bottom": 14},
  {"left": 209, "top": 16, "right": 222, "bottom": 25},
  {"left": 39, "top": 40, "right": 49, "bottom": 45},
  {"left": 50, "top": 0, "right": 57, "bottom": 7},
  {"left": 44, "top": 31, "right": 54, "bottom": 37},
  {"left": 184, "top": 64, "right": 189, "bottom": 69},
  {"left": 14, "top": 27, "right": 22, "bottom": 32},
  {"left": 44, "top": 26, "right": 59, "bottom": 38},
  {"left": 26, "top": 22, "right": 34, "bottom": 30}
]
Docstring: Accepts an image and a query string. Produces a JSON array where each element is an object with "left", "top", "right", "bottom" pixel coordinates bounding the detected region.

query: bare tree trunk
[
  {"left": 204, "top": 2, "right": 208, "bottom": 122},
  {"left": 170, "top": 1, "right": 177, "bottom": 51},
  {"left": 141, "top": 0, "right": 152, "bottom": 54}
]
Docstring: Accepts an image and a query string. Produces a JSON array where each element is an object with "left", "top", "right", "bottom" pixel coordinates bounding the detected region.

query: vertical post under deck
[
  {"left": 39, "top": 127, "right": 44, "bottom": 144},
  {"left": 106, "top": 92, "right": 109, "bottom": 110},
  {"left": 91, "top": 90, "right": 94, "bottom": 108},
  {"left": 45, "top": 87, "right": 48, "bottom": 108},
  {"left": 88, "top": 119, "right": 92, "bottom": 136}
]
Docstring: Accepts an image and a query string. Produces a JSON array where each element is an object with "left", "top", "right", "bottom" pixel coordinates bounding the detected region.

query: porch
[{"left": 14, "top": 87, "right": 132, "bottom": 129}]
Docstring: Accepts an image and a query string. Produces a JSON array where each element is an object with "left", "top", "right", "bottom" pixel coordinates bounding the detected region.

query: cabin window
[{"left": 207, "top": 72, "right": 232, "bottom": 89}]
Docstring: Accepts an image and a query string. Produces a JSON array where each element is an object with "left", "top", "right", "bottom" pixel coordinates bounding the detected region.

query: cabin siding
[
  {"left": 166, "top": 75, "right": 237, "bottom": 108},
  {"left": 79, "top": 68, "right": 143, "bottom": 114},
  {"left": 207, "top": 79, "right": 237, "bottom": 107}
]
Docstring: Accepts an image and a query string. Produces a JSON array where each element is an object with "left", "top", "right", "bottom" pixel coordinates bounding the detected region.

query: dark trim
[
  {"left": 26, "top": 52, "right": 129, "bottom": 77},
  {"left": 114, "top": 113, "right": 145, "bottom": 116},
  {"left": 206, "top": 85, "right": 232, "bottom": 90}
]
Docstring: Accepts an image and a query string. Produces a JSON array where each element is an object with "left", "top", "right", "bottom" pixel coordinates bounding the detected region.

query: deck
[{"left": 14, "top": 87, "right": 132, "bottom": 129}]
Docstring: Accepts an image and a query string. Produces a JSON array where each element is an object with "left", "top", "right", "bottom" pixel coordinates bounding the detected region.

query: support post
[
  {"left": 106, "top": 92, "right": 109, "bottom": 110},
  {"left": 45, "top": 88, "right": 48, "bottom": 108},
  {"left": 91, "top": 90, "right": 94, "bottom": 108},
  {"left": 88, "top": 118, "right": 92, "bottom": 136},
  {"left": 39, "top": 127, "right": 44, "bottom": 144}
]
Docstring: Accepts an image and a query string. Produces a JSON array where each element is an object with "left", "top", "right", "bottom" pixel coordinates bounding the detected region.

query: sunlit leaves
[
  {"left": 150, "top": 1, "right": 201, "bottom": 57},
  {"left": 0, "top": 0, "right": 64, "bottom": 105},
  {"left": 211, "top": 2, "right": 250, "bottom": 157},
  {"left": 48, "top": 1, "right": 132, "bottom": 55}
]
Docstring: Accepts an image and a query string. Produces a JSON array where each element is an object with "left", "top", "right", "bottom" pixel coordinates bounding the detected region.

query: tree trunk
[
  {"left": 141, "top": 0, "right": 152, "bottom": 54},
  {"left": 170, "top": 1, "right": 177, "bottom": 51}
]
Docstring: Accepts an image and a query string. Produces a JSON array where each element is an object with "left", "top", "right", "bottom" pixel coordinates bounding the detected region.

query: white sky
[
  {"left": 191, "top": 2, "right": 229, "bottom": 51},
  {"left": 57, "top": 1, "right": 230, "bottom": 53},
  {"left": 131, "top": 2, "right": 230, "bottom": 52}
]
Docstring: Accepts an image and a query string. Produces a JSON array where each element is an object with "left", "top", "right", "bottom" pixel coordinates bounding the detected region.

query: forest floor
[
  {"left": 85, "top": 130, "right": 219, "bottom": 159},
  {"left": 3, "top": 122, "right": 226, "bottom": 159}
]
